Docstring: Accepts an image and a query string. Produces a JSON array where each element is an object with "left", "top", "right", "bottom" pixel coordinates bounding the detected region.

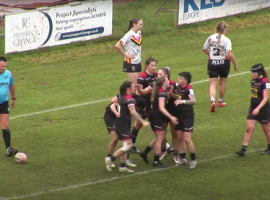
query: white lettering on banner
[
  {"left": 178, "top": 0, "right": 270, "bottom": 25},
  {"left": 5, "top": 0, "right": 112, "bottom": 54},
  {"left": 183, "top": 11, "right": 200, "bottom": 20}
]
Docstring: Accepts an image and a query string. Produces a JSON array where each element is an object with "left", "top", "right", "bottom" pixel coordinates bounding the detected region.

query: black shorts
[
  {"left": 138, "top": 97, "right": 151, "bottom": 119},
  {"left": 148, "top": 110, "right": 165, "bottom": 132},
  {"left": 207, "top": 59, "right": 230, "bottom": 78},
  {"left": 123, "top": 61, "right": 142, "bottom": 73},
  {"left": 114, "top": 118, "right": 132, "bottom": 140},
  {"left": 0, "top": 101, "right": 9, "bottom": 114},
  {"left": 164, "top": 104, "right": 177, "bottom": 123},
  {"left": 104, "top": 111, "right": 116, "bottom": 133},
  {"left": 175, "top": 113, "right": 194, "bottom": 132},
  {"left": 144, "top": 99, "right": 151, "bottom": 119},
  {"left": 247, "top": 107, "right": 270, "bottom": 124}
]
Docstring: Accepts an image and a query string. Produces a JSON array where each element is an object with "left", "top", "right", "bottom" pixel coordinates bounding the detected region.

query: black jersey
[
  {"left": 137, "top": 71, "right": 157, "bottom": 100},
  {"left": 118, "top": 94, "right": 135, "bottom": 119},
  {"left": 165, "top": 80, "right": 177, "bottom": 110},
  {"left": 152, "top": 88, "right": 168, "bottom": 111},
  {"left": 105, "top": 103, "right": 115, "bottom": 113},
  {"left": 174, "top": 84, "right": 194, "bottom": 112},
  {"left": 112, "top": 93, "right": 146, "bottom": 117},
  {"left": 250, "top": 77, "right": 270, "bottom": 109}
]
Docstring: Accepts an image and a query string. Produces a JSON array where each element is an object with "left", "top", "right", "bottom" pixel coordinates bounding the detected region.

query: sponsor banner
[
  {"left": 5, "top": 0, "right": 112, "bottom": 54},
  {"left": 178, "top": 0, "right": 270, "bottom": 25}
]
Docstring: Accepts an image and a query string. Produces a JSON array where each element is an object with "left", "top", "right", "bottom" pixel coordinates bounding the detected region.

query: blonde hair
[
  {"left": 151, "top": 76, "right": 166, "bottom": 106},
  {"left": 216, "top": 21, "right": 228, "bottom": 49}
]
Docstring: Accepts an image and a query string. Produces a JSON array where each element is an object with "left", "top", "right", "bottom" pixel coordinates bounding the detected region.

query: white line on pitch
[
  {"left": 4, "top": 148, "right": 263, "bottom": 200},
  {"left": 10, "top": 67, "right": 269, "bottom": 120}
]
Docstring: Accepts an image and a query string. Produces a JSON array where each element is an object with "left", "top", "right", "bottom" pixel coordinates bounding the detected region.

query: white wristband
[{"left": 183, "top": 100, "right": 187, "bottom": 104}]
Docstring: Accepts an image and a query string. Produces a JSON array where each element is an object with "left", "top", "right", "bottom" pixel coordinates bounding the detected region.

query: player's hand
[
  {"left": 234, "top": 65, "right": 238, "bottom": 72},
  {"left": 170, "top": 117, "right": 178, "bottom": 125},
  {"left": 252, "top": 108, "right": 259, "bottom": 115},
  {"left": 115, "top": 113, "right": 121, "bottom": 118},
  {"left": 174, "top": 100, "right": 184, "bottom": 105},
  {"left": 125, "top": 53, "right": 135, "bottom": 59}
]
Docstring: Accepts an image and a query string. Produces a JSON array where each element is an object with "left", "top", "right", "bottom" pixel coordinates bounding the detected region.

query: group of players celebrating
[
  {"left": 104, "top": 57, "right": 197, "bottom": 172},
  {"left": 103, "top": 18, "right": 270, "bottom": 173}
]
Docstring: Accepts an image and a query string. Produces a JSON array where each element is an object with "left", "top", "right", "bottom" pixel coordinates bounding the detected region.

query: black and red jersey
[
  {"left": 165, "top": 80, "right": 177, "bottom": 110},
  {"left": 174, "top": 84, "right": 194, "bottom": 112},
  {"left": 118, "top": 94, "right": 135, "bottom": 119},
  {"left": 250, "top": 77, "right": 270, "bottom": 109},
  {"left": 151, "top": 88, "right": 168, "bottom": 111},
  {"left": 137, "top": 71, "right": 157, "bottom": 100}
]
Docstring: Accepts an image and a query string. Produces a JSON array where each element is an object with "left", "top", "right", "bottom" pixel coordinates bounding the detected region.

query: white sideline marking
[
  {"left": 10, "top": 67, "right": 270, "bottom": 120},
  {"left": 9, "top": 99, "right": 111, "bottom": 120},
  {"left": 5, "top": 148, "right": 264, "bottom": 200}
]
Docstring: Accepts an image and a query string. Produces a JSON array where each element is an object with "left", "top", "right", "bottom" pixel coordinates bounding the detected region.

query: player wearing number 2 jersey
[
  {"left": 235, "top": 64, "right": 270, "bottom": 156},
  {"left": 202, "top": 21, "right": 238, "bottom": 112}
]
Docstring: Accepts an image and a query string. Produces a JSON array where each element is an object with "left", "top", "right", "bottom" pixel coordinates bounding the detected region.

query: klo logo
[
  {"left": 182, "top": 0, "right": 225, "bottom": 20},
  {"left": 184, "top": 0, "right": 225, "bottom": 13}
]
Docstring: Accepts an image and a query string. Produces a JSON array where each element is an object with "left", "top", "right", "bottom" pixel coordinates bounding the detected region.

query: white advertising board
[
  {"left": 5, "top": 0, "right": 112, "bottom": 54},
  {"left": 178, "top": 0, "right": 270, "bottom": 25}
]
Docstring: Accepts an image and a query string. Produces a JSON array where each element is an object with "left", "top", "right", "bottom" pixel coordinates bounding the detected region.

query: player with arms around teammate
[
  {"left": 0, "top": 57, "right": 18, "bottom": 156},
  {"left": 235, "top": 64, "right": 270, "bottom": 156},
  {"left": 139, "top": 76, "right": 178, "bottom": 168},
  {"left": 104, "top": 95, "right": 146, "bottom": 168},
  {"left": 157, "top": 67, "right": 177, "bottom": 162},
  {"left": 202, "top": 21, "right": 238, "bottom": 112},
  {"left": 115, "top": 18, "right": 143, "bottom": 85},
  {"left": 174, "top": 72, "right": 197, "bottom": 169},
  {"left": 129, "top": 56, "right": 157, "bottom": 154},
  {"left": 105, "top": 81, "right": 149, "bottom": 173}
]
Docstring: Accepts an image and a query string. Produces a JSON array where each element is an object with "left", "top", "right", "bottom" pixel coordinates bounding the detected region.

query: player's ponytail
[
  {"left": 261, "top": 66, "right": 268, "bottom": 79},
  {"left": 151, "top": 76, "right": 166, "bottom": 106},
  {"left": 216, "top": 21, "right": 228, "bottom": 50}
]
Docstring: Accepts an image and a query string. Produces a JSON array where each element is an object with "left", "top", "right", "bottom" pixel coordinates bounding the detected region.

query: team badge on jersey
[{"left": 251, "top": 88, "right": 258, "bottom": 98}]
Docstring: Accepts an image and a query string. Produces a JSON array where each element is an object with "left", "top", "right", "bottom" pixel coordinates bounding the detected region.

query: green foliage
[{"left": 1, "top": 1, "right": 270, "bottom": 200}]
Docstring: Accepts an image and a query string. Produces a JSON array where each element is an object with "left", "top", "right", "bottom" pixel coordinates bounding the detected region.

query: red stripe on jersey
[
  {"left": 125, "top": 94, "right": 133, "bottom": 100},
  {"left": 131, "top": 35, "right": 142, "bottom": 46},
  {"left": 262, "top": 77, "right": 269, "bottom": 83},
  {"left": 186, "top": 85, "right": 193, "bottom": 89},
  {"left": 169, "top": 80, "right": 175, "bottom": 85},
  {"left": 139, "top": 71, "right": 147, "bottom": 79},
  {"left": 158, "top": 88, "right": 165, "bottom": 92}
]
